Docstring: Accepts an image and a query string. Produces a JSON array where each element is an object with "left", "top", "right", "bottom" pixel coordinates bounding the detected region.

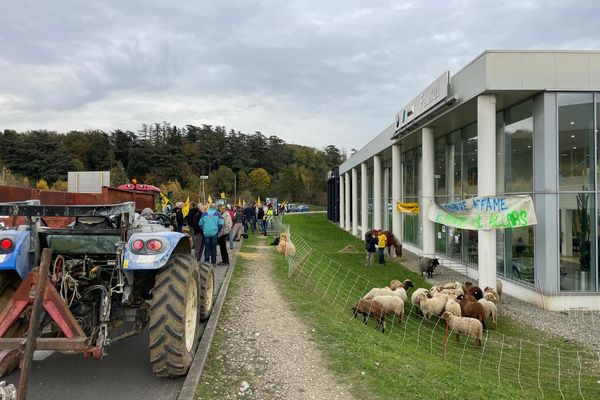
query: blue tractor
[{"left": 0, "top": 201, "right": 214, "bottom": 378}]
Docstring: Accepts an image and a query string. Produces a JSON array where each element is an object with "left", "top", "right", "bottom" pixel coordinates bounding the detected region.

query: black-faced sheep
[
  {"left": 352, "top": 299, "right": 387, "bottom": 333},
  {"left": 441, "top": 311, "right": 483, "bottom": 346},
  {"left": 456, "top": 294, "right": 486, "bottom": 331},
  {"left": 418, "top": 257, "right": 440, "bottom": 278}
]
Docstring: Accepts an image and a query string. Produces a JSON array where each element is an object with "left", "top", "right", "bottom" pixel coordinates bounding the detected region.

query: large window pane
[
  {"left": 558, "top": 93, "right": 594, "bottom": 191},
  {"left": 506, "top": 226, "right": 535, "bottom": 284},
  {"left": 448, "top": 130, "right": 461, "bottom": 197},
  {"left": 559, "top": 193, "right": 596, "bottom": 291},
  {"left": 505, "top": 100, "right": 533, "bottom": 192},
  {"left": 463, "top": 124, "right": 478, "bottom": 195},
  {"left": 434, "top": 137, "right": 447, "bottom": 196}
]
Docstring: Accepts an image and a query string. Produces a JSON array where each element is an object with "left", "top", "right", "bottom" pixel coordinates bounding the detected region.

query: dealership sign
[
  {"left": 395, "top": 71, "right": 449, "bottom": 133},
  {"left": 427, "top": 195, "right": 537, "bottom": 230}
]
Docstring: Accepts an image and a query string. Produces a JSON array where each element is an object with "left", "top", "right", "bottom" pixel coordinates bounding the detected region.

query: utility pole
[
  {"left": 200, "top": 175, "right": 208, "bottom": 204},
  {"left": 234, "top": 175, "right": 237, "bottom": 205}
]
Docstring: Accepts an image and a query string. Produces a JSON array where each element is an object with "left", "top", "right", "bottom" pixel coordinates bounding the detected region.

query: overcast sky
[{"left": 1, "top": 1, "right": 599, "bottom": 151}]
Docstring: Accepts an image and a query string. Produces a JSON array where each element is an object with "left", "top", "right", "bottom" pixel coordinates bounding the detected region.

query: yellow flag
[
  {"left": 242, "top": 200, "right": 246, "bottom": 206},
  {"left": 396, "top": 202, "right": 420, "bottom": 214},
  {"left": 182, "top": 196, "right": 190, "bottom": 217},
  {"left": 220, "top": 192, "right": 225, "bottom": 199},
  {"left": 207, "top": 195, "right": 213, "bottom": 205},
  {"left": 160, "top": 192, "right": 171, "bottom": 210},
  {"left": 257, "top": 196, "right": 261, "bottom": 206},
  {"left": 238, "top": 198, "right": 242, "bottom": 206}
]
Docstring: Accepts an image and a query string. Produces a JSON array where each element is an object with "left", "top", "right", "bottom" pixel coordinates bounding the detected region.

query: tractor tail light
[
  {"left": 0, "top": 239, "right": 13, "bottom": 252},
  {"left": 132, "top": 240, "right": 144, "bottom": 251},
  {"left": 146, "top": 239, "right": 163, "bottom": 251}
]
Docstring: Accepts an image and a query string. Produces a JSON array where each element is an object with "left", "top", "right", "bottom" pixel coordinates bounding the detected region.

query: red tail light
[
  {"left": 132, "top": 240, "right": 144, "bottom": 251},
  {"left": 0, "top": 239, "right": 13, "bottom": 251},
  {"left": 146, "top": 239, "right": 163, "bottom": 251}
]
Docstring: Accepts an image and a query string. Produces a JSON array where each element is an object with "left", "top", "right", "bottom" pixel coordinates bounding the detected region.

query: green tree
[
  {"left": 36, "top": 179, "right": 49, "bottom": 190},
  {"left": 249, "top": 168, "right": 271, "bottom": 196},
  {"left": 208, "top": 166, "right": 235, "bottom": 196}
]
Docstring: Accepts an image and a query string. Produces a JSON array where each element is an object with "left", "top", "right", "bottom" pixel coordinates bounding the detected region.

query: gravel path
[
  {"left": 198, "top": 237, "right": 355, "bottom": 400},
  {"left": 402, "top": 258, "right": 600, "bottom": 351}
]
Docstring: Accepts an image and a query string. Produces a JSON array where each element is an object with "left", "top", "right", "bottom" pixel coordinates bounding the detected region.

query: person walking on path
[
  {"left": 257, "top": 205, "right": 266, "bottom": 236},
  {"left": 231, "top": 206, "right": 244, "bottom": 247},
  {"left": 218, "top": 204, "right": 232, "bottom": 266},
  {"left": 365, "top": 231, "right": 378, "bottom": 267},
  {"left": 265, "top": 204, "right": 274, "bottom": 232},
  {"left": 199, "top": 203, "right": 223, "bottom": 268},
  {"left": 192, "top": 203, "right": 206, "bottom": 262},
  {"left": 243, "top": 203, "right": 256, "bottom": 234},
  {"left": 377, "top": 230, "right": 387, "bottom": 265}
]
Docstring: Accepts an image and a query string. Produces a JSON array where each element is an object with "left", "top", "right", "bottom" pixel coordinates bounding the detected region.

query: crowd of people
[{"left": 164, "top": 201, "right": 276, "bottom": 268}]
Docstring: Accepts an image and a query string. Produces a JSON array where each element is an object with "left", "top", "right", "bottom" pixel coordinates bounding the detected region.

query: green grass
[{"left": 270, "top": 213, "right": 600, "bottom": 400}]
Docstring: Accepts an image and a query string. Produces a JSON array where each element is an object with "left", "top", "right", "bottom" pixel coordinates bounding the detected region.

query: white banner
[{"left": 428, "top": 195, "right": 537, "bottom": 230}]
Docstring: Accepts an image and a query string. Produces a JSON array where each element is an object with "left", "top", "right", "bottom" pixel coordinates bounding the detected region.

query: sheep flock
[{"left": 352, "top": 278, "right": 503, "bottom": 346}]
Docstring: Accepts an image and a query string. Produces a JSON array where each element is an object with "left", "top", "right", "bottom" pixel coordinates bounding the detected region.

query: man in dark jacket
[
  {"left": 192, "top": 204, "right": 206, "bottom": 262},
  {"left": 172, "top": 202, "right": 184, "bottom": 232},
  {"left": 243, "top": 203, "right": 256, "bottom": 234}
]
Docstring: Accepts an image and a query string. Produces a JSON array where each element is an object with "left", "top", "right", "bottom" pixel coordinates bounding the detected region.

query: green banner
[{"left": 427, "top": 195, "right": 537, "bottom": 230}]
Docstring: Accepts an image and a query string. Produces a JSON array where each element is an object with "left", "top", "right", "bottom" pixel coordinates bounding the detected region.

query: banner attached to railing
[
  {"left": 396, "top": 202, "right": 420, "bottom": 214},
  {"left": 427, "top": 195, "right": 537, "bottom": 230}
]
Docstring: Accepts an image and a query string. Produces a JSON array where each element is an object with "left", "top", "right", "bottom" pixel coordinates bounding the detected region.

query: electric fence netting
[{"left": 276, "top": 219, "right": 600, "bottom": 399}]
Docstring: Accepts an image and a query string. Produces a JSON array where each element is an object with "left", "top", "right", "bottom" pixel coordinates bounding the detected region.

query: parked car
[
  {"left": 286, "top": 203, "right": 297, "bottom": 212},
  {"left": 295, "top": 205, "right": 310, "bottom": 212}
]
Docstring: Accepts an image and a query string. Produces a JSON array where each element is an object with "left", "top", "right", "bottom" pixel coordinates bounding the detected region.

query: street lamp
[{"left": 200, "top": 175, "right": 208, "bottom": 204}]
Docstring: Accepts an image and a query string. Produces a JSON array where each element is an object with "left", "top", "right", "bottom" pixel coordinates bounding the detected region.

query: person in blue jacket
[{"left": 199, "top": 203, "right": 224, "bottom": 267}]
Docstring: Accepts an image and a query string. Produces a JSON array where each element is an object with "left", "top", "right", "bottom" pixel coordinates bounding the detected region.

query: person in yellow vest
[{"left": 377, "top": 230, "right": 387, "bottom": 265}]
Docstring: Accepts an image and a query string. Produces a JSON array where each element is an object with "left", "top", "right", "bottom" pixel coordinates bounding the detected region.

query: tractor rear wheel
[
  {"left": 148, "top": 253, "right": 200, "bottom": 377},
  {"left": 199, "top": 262, "right": 214, "bottom": 321}
]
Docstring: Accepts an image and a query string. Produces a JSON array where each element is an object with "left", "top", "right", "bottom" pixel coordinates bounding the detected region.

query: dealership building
[{"left": 330, "top": 50, "right": 600, "bottom": 310}]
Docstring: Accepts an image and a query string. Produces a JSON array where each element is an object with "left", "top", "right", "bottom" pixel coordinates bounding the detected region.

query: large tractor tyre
[
  {"left": 148, "top": 253, "right": 201, "bottom": 377},
  {"left": 199, "top": 262, "right": 215, "bottom": 321}
]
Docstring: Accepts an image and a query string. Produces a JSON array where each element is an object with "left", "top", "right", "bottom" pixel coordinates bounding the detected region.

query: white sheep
[
  {"left": 444, "top": 294, "right": 462, "bottom": 317},
  {"left": 484, "top": 287, "right": 500, "bottom": 304},
  {"left": 410, "top": 288, "right": 429, "bottom": 312},
  {"left": 416, "top": 291, "right": 447, "bottom": 319},
  {"left": 478, "top": 298, "right": 497, "bottom": 326},
  {"left": 483, "top": 291, "right": 498, "bottom": 304},
  {"left": 363, "top": 287, "right": 405, "bottom": 302},
  {"left": 442, "top": 281, "right": 462, "bottom": 290},
  {"left": 441, "top": 311, "right": 483, "bottom": 346},
  {"left": 372, "top": 295, "right": 404, "bottom": 322}
]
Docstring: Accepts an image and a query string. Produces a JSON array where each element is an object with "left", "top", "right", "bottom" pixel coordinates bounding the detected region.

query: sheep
[
  {"left": 456, "top": 294, "right": 486, "bottom": 331},
  {"left": 352, "top": 299, "right": 387, "bottom": 333},
  {"left": 363, "top": 287, "right": 405, "bottom": 302},
  {"left": 444, "top": 293, "right": 462, "bottom": 317},
  {"left": 372, "top": 295, "right": 404, "bottom": 323},
  {"left": 416, "top": 291, "right": 447, "bottom": 319},
  {"left": 441, "top": 311, "right": 483, "bottom": 346},
  {"left": 276, "top": 232, "right": 296, "bottom": 256},
  {"left": 466, "top": 285, "right": 484, "bottom": 300},
  {"left": 389, "top": 279, "right": 402, "bottom": 290},
  {"left": 484, "top": 287, "right": 500, "bottom": 304},
  {"left": 478, "top": 298, "right": 497, "bottom": 327},
  {"left": 496, "top": 279, "right": 503, "bottom": 299},
  {"left": 483, "top": 291, "right": 498, "bottom": 304},
  {"left": 442, "top": 281, "right": 462, "bottom": 290},
  {"left": 411, "top": 288, "right": 430, "bottom": 314},
  {"left": 418, "top": 256, "right": 440, "bottom": 278},
  {"left": 384, "top": 279, "right": 413, "bottom": 302}
]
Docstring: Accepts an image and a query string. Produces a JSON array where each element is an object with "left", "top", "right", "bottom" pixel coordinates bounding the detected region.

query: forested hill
[{"left": 0, "top": 123, "right": 346, "bottom": 205}]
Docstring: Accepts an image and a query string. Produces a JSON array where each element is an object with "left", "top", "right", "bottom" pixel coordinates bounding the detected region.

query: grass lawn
[{"left": 269, "top": 213, "right": 600, "bottom": 400}]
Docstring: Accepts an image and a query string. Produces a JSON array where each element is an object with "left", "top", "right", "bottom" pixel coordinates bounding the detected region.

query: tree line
[{"left": 0, "top": 123, "right": 346, "bottom": 205}]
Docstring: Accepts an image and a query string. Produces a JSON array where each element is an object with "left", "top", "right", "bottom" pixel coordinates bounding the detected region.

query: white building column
[
  {"left": 339, "top": 173, "right": 345, "bottom": 229},
  {"left": 373, "top": 155, "right": 382, "bottom": 229},
  {"left": 361, "top": 162, "right": 369, "bottom": 236},
  {"left": 344, "top": 172, "right": 351, "bottom": 232},
  {"left": 392, "top": 144, "right": 401, "bottom": 240},
  {"left": 351, "top": 167, "right": 359, "bottom": 236},
  {"left": 383, "top": 168, "right": 390, "bottom": 230},
  {"left": 422, "top": 127, "right": 435, "bottom": 255},
  {"left": 477, "top": 94, "right": 497, "bottom": 290}
]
